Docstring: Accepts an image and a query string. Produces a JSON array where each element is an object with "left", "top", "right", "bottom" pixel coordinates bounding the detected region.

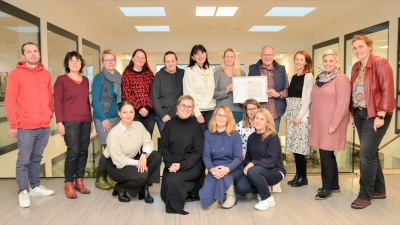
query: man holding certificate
[{"left": 248, "top": 45, "right": 289, "bottom": 132}]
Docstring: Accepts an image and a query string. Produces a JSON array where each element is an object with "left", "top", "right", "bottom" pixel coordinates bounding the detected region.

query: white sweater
[{"left": 183, "top": 66, "right": 216, "bottom": 117}]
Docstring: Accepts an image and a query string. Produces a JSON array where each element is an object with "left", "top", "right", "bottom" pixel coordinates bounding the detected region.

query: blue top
[
  {"left": 92, "top": 73, "right": 119, "bottom": 120},
  {"left": 203, "top": 130, "right": 243, "bottom": 172}
]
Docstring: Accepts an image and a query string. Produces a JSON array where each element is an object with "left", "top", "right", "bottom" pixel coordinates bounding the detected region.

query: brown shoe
[
  {"left": 64, "top": 182, "right": 77, "bottom": 199},
  {"left": 372, "top": 192, "right": 386, "bottom": 199},
  {"left": 75, "top": 178, "right": 90, "bottom": 194},
  {"left": 351, "top": 198, "right": 371, "bottom": 209}
]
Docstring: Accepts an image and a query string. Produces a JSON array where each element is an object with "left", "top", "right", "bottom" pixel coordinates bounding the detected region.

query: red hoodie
[{"left": 4, "top": 62, "right": 53, "bottom": 129}]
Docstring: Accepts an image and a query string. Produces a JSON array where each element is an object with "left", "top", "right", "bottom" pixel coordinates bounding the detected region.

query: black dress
[{"left": 160, "top": 116, "right": 205, "bottom": 214}]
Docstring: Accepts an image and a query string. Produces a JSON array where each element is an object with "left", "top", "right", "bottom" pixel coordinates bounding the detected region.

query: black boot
[
  {"left": 292, "top": 177, "right": 308, "bottom": 187},
  {"left": 287, "top": 173, "right": 299, "bottom": 185},
  {"left": 139, "top": 184, "right": 154, "bottom": 203},
  {"left": 112, "top": 185, "right": 130, "bottom": 202}
]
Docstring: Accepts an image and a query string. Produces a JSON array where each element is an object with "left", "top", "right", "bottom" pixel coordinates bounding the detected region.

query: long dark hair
[
  {"left": 188, "top": 44, "right": 210, "bottom": 69},
  {"left": 124, "top": 49, "right": 152, "bottom": 73}
]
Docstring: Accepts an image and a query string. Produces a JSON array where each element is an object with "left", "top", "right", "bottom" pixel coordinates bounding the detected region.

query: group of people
[{"left": 4, "top": 33, "right": 396, "bottom": 212}]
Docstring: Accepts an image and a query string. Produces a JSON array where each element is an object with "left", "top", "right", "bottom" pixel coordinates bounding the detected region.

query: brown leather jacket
[{"left": 350, "top": 54, "right": 397, "bottom": 118}]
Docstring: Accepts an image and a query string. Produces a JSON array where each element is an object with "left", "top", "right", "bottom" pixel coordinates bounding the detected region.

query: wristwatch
[
  {"left": 376, "top": 115, "right": 385, "bottom": 120},
  {"left": 141, "top": 152, "right": 149, "bottom": 158}
]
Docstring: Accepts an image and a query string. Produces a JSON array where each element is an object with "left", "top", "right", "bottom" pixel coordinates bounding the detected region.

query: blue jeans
[
  {"left": 274, "top": 117, "right": 281, "bottom": 133},
  {"left": 199, "top": 110, "right": 214, "bottom": 132},
  {"left": 63, "top": 121, "right": 91, "bottom": 182},
  {"left": 16, "top": 127, "right": 50, "bottom": 193},
  {"left": 232, "top": 111, "right": 243, "bottom": 124},
  {"left": 353, "top": 108, "right": 392, "bottom": 200},
  {"left": 155, "top": 115, "right": 165, "bottom": 134},
  {"left": 236, "top": 166, "right": 283, "bottom": 200}
]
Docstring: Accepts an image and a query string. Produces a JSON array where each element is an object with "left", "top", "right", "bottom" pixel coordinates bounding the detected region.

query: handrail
[{"left": 379, "top": 134, "right": 400, "bottom": 150}]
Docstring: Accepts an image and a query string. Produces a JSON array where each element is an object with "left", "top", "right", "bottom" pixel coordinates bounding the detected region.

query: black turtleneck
[{"left": 160, "top": 116, "right": 204, "bottom": 170}]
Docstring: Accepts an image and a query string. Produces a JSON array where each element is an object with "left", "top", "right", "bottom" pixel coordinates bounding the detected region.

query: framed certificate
[{"left": 232, "top": 76, "right": 268, "bottom": 103}]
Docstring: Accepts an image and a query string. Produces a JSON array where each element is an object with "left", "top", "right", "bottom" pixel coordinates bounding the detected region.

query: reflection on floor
[{"left": 1, "top": 174, "right": 399, "bottom": 224}]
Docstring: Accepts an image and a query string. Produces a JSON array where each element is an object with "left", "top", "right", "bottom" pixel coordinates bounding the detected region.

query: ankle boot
[
  {"left": 75, "top": 178, "right": 90, "bottom": 194},
  {"left": 106, "top": 174, "right": 116, "bottom": 188},
  {"left": 138, "top": 184, "right": 154, "bottom": 203},
  {"left": 64, "top": 182, "right": 77, "bottom": 199},
  {"left": 221, "top": 184, "right": 236, "bottom": 209},
  {"left": 112, "top": 185, "right": 130, "bottom": 202},
  {"left": 292, "top": 177, "right": 308, "bottom": 187},
  {"left": 287, "top": 173, "right": 299, "bottom": 185},
  {"left": 95, "top": 170, "right": 112, "bottom": 190}
]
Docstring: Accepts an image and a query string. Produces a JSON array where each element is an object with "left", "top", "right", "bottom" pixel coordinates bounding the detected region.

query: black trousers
[
  {"left": 63, "top": 121, "right": 91, "bottom": 182},
  {"left": 319, "top": 149, "right": 339, "bottom": 191},
  {"left": 106, "top": 151, "right": 161, "bottom": 197},
  {"left": 134, "top": 111, "right": 155, "bottom": 137},
  {"left": 294, "top": 153, "right": 307, "bottom": 178}
]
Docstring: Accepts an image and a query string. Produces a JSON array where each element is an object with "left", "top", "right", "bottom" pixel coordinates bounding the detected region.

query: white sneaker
[
  {"left": 255, "top": 196, "right": 276, "bottom": 211},
  {"left": 29, "top": 185, "right": 54, "bottom": 196},
  {"left": 19, "top": 190, "right": 31, "bottom": 208},
  {"left": 270, "top": 182, "right": 282, "bottom": 193}
]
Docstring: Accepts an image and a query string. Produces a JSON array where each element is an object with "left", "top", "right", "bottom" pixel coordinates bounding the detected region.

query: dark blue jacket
[{"left": 248, "top": 59, "right": 287, "bottom": 116}]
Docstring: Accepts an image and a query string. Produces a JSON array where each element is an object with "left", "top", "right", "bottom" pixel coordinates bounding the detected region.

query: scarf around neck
[
  {"left": 101, "top": 67, "right": 122, "bottom": 103},
  {"left": 315, "top": 68, "right": 341, "bottom": 87}
]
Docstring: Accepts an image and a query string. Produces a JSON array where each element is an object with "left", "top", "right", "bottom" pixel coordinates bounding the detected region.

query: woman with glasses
[
  {"left": 160, "top": 95, "right": 205, "bottom": 215},
  {"left": 151, "top": 51, "right": 184, "bottom": 134},
  {"left": 236, "top": 109, "right": 286, "bottom": 211},
  {"left": 213, "top": 48, "right": 246, "bottom": 123},
  {"left": 183, "top": 44, "right": 215, "bottom": 132},
  {"left": 349, "top": 34, "right": 396, "bottom": 209},
  {"left": 122, "top": 49, "right": 155, "bottom": 137},
  {"left": 92, "top": 49, "right": 121, "bottom": 190},
  {"left": 236, "top": 99, "right": 261, "bottom": 159},
  {"left": 199, "top": 106, "right": 243, "bottom": 209}
]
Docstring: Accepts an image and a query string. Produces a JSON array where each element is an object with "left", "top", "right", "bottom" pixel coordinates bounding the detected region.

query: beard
[{"left": 25, "top": 58, "right": 40, "bottom": 66}]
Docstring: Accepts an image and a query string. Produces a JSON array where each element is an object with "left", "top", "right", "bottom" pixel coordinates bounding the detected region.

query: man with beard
[{"left": 5, "top": 42, "right": 54, "bottom": 208}]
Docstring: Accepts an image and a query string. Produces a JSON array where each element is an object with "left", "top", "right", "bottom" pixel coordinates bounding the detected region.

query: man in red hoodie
[{"left": 4, "top": 42, "right": 54, "bottom": 208}]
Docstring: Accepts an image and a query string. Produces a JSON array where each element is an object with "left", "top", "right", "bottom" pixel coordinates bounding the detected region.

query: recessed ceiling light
[
  {"left": 0, "top": 12, "right": 11, "bottom": 17},
  {"left": 248, "top": 26, "right": 286, "bottom": 32},
  {"left": 216, "top": 7, "right": 238, "bottom": 16},
  {"left": 6, "top": 26, "right": 39, "bottom": 33},
  {"left": 196, "top": 7, "right": 216, "bottom": 16},
  {"left": 378, "top": 45, "right": 388, "bottom": 49},
  {"left": 135, "top": 26, "right": 170, "bottom": 32},
  {"left": 265, "top": 7, "right": 316, "bottom": 17},
  {"left": 119, "top": 7, "right": 166, "bottom": 16}
]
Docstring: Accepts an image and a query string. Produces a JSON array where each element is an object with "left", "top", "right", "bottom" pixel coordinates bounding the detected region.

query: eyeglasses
[
  {"left": 216, "top": 114, "right": 227, "bottom": 119},
  {"left": 180, "top": 104, "right": 193, "bottom": 110},
  {"left": 103, "top": 59, "right": 116, "bottom": 62},
  {"left": 261, "top": 54, "right": 275, "bottom": 58},
  {"left": 247, "top": 108, "right": 258, "bottom": 112}
]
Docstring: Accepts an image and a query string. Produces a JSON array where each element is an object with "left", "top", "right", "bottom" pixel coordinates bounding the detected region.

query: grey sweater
[
  {"left": 151, "top": 67, "right": 184, "bottom": 119},
  {"left": 213, "top": 69, "right": 246, "bottom": 112}
]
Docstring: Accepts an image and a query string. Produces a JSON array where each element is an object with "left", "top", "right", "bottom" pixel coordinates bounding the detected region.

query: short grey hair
[{"left": 322, "top": 49, "right": 338, "bottom": 62}]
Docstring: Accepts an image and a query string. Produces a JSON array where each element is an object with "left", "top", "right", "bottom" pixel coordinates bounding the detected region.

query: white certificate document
[{"left": 232, "top": 76, "right": 268, "bottom": 103}]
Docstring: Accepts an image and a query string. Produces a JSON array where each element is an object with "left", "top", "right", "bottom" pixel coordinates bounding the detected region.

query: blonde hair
[
  {"left": 322, "top": 49, "right": 338, "bottom": 62},
  {"left": 208, "top": 106, "right": 236, "bottom": 136},
  {"left": 255, "top": 108, "right": 277, "bottom": 141},
  {"left": 176, "top": 95, "right": 195, "bottom": 117},
  {"left": 218, "top": 48, "right": 241, "bottom": 76},
  {"left": 242, "top": 99, "right": 261, "bottom": 128},
  {"left": 101, "top": 49, "right": 116, "bottom": 62}
]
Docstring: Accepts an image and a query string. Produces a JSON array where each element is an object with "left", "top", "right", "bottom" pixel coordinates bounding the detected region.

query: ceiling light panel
[
  {"left": 265, "top": 7, "right": 316, "bottom": 17},
  {"left": 248, "top": 26, "right": 286, "bottom": 32},
  {"left": 196, "top": 7, "right": 216, "bottom": 16},
  {"left": 119, "top": 7, "right": 166, "bottom": 16},
  {"left": 216, "top": 7, "right": 238, "bottom": 16},
  {"left": 135, "top": 26, "right": 170, "bottom": 32}
]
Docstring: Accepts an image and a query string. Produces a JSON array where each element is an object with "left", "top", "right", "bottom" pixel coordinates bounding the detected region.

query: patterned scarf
[
  {"left": 315, "top": 68, "right": 341, "bottom": 87},
  {"left": 101, "top": 67, "right": 122, "bottom": 103}
]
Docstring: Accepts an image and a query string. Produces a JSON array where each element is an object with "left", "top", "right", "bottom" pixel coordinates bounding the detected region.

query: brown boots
[{"left": 64, "top": 178, "right": 90, "bottom": 199}]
